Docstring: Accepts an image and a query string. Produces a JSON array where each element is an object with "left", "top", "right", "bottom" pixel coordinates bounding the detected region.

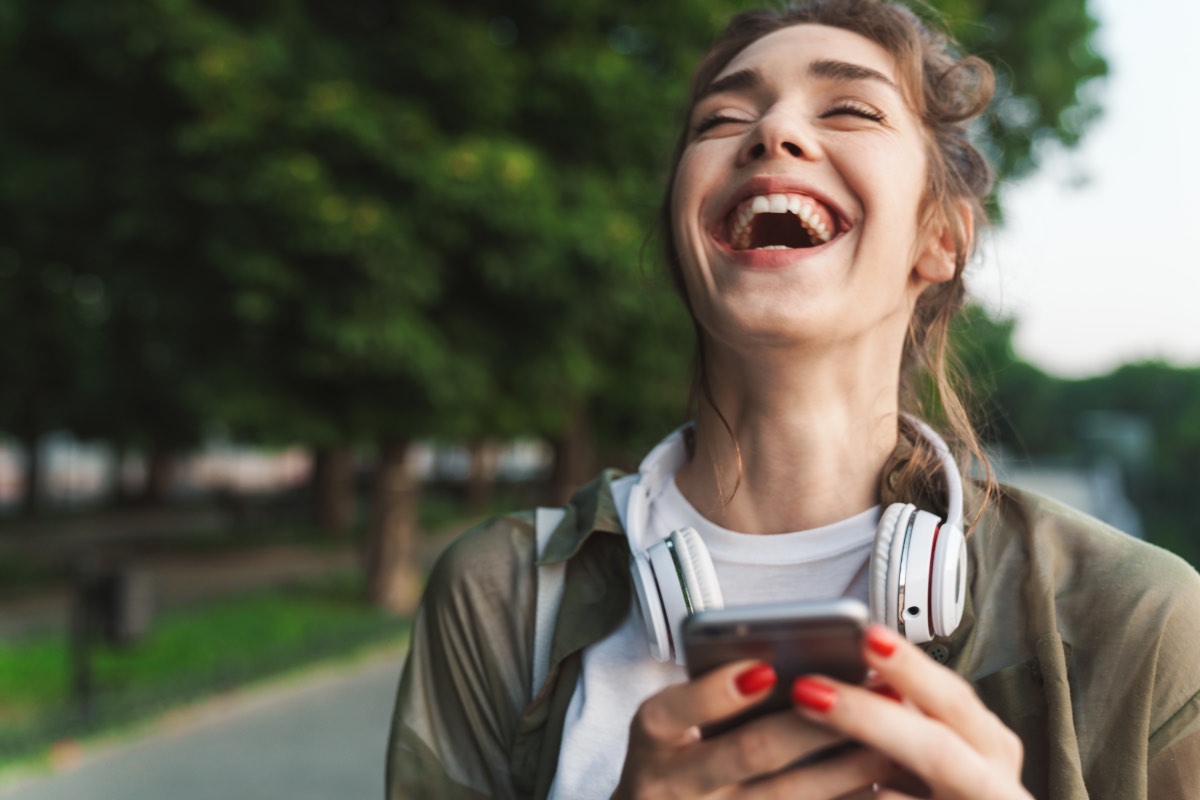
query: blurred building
[
  {"left": 0, "top": 435, "right": 311, "bottom": 513},
  {"left": 0, "top": 435, "right": 555, "bottom": 513}
]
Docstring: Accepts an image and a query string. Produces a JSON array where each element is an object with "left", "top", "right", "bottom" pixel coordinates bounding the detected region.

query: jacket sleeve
[
  {"left": 386, "top": 514, "right": 538, "bottom": 800},
  {"left": 1145, "top": 565, "right": 1200, "bottom": 800}
]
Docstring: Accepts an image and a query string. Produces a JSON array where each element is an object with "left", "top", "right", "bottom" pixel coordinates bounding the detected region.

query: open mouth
[{"left": 726, "top": 193, "right": 841, "bottom": 251}]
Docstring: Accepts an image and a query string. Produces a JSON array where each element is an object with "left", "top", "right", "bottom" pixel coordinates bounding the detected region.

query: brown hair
[{"left": 660, "top": 0, "right": 997, "bottom": 525}]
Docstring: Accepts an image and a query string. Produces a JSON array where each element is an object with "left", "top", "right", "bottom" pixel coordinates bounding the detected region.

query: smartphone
[{"left": 682, "top": 597, "right": 870, "bottom": 738}]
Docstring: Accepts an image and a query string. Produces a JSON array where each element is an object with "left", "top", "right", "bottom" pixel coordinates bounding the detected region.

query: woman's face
[{"left": 672, "top": 24, "right": 953, "bottom": 357}]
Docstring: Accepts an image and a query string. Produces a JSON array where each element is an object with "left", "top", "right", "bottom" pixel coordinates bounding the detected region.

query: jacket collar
[{"left": 537, "top": 469, "right": 628, "bottom": 566}]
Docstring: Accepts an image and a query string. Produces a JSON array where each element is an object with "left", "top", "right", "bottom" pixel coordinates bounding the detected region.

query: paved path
[{"left": 0, "top": 651, "right": 406, "bottom": 800}]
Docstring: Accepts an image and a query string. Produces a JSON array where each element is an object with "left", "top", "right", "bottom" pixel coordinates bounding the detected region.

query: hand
[
  {"left": 613, "top": 659, "right": 895, "bottom": 799},
  {"left": 789, "top": 625, "right": 1033, "bottom": 800}
]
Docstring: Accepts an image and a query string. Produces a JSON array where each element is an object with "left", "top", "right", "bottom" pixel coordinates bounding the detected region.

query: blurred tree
[
  {"left": 944, "top": 0, "right": 1107, "bottom": 184},
  {"left": 1066, "top": 364, "right": 1200, "bottom": 566},
  {"left": 952, "top": 305, "right": 1070, "bottom": 455},
  {"left": 0, "top": 1, "right": 232, "bottom": 510},
  {"left": 146, "top": 0, "right": 459, "bottom": 609}
]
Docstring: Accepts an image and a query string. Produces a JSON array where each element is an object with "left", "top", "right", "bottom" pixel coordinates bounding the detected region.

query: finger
[
  {"left": 868, "top": 682, "right": 904, "bottom": 704},
  {"left": 630, "top": 660, "right": 775, "bottom": 746},
  {"left": 861, "top": 625, "right": 1023, "bottom": 768},
  {"left": 687, "top": 710, "right": 849, "bottom": 794},
  {"left": 790, "top": 675, "right": 1013, "bottom": 800},
  {"left": 739, "top": 745, "right": 895, "bottom": 800}
]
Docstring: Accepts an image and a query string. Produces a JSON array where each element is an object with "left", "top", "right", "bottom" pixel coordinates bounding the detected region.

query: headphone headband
[{"left": 905, "top": 416, "right": 964, "bottom": 534}]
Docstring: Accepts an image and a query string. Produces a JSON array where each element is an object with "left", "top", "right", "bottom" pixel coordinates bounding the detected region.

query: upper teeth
[{"left": 730, "top": 193, "right": 833, "bottom": 249}]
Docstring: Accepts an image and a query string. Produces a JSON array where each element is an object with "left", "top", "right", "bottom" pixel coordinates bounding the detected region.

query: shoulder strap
[{"left": 532, "top": 506, "right": 568, "bottom": 701}]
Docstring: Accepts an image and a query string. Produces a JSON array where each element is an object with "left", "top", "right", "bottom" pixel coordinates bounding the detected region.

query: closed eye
[
  {"left": 821, "top": 101, "right": 886, "bottom": 123},
  {"left": 692, "top": 113, "right": 752, "bottom": 136}
]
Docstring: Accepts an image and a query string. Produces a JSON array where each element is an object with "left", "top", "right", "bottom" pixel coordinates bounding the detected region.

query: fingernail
[
  {"left": 866, "top": 626, "right": 897, "bottom": 658},
  {"left": 735, "top": 663, "right": 777, "bottom": 696},
  {"left": 791, "top": 677, "right": 837, "bottom": 712}
]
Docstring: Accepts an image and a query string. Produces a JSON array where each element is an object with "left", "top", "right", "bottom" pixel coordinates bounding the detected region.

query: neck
[{"left": 674, "top": 340, "right": 901, "bottom": 534}]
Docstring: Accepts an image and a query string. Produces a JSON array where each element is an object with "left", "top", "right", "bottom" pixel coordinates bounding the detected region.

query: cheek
[
  {"left": 669, "top": 152, "right": 715, "bottom": 264},
  {"left": 669, "top": 166, "right": 693, "bottom": 249},
  {"left": 858, "top": 150, "right": 928, "bottom": 239},
  {"left": 671, "top": 151, "right": 705, "bottom": 225}
]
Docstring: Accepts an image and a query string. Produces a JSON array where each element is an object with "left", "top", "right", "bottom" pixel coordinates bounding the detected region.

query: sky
[{"left": 971, "top": 0, "right": 1200, "bottom": 378}]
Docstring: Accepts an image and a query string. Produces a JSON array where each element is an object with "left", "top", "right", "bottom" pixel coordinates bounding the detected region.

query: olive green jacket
[{"left": 387, "top": 470, "right": 1200, "bottom": 799}]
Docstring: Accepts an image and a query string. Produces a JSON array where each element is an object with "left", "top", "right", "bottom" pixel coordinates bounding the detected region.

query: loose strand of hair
[{"left": 693, "top": 336, "right": 744, "bottom": 509}]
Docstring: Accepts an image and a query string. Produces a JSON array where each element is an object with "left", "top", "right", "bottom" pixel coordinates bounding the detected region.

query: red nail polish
[
  {"left": 792, "top": 677, "right": 837, "bottom": 712},
  {"left": 866, "top": 626, "right": 897, "bottom": 658},
  {"left": 735, "top": 664, "right": 777, "bottom": 696}
]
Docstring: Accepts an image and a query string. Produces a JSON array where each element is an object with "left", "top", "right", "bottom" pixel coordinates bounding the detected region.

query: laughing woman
[{"left": 387, "top": 1, "right": 1200, "bottom": 798}]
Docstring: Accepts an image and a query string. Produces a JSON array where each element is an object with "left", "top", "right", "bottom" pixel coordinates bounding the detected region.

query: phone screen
[{"left": 683, "top": 600, "right": 869, "bottom": 737}]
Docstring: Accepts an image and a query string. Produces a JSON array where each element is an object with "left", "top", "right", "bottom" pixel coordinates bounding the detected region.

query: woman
[{"left": 387, "top": 1, "right": 1200, "bottom": 798}]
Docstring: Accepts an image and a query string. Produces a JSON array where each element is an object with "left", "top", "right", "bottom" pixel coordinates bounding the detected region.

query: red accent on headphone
[{"left": 928, "top": 522, "right": 942, "bottom": 624}]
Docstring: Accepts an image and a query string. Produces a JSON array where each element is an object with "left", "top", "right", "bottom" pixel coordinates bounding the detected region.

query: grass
[{"left": 0, "top": 574, "right": 408, "bottom": 764}]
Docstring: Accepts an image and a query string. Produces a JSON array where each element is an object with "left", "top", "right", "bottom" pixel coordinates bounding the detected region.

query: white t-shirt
[{"left": 548, "top": 477, "right": 880, "bottom": 799}]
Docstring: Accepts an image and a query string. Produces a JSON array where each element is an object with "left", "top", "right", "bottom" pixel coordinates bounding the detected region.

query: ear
[{"left": 913, "top": 198, "right": 973, "bottom": 285}]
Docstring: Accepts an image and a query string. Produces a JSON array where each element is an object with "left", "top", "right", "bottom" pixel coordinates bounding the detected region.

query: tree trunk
[
  {"left": 548, "top": 404, "right": 595, "bottom": 506},
  {"left": 141, "top": 446, "right": 174, "bottom": 506},
  {"left": 20, "top": 431, "right": 40, "bottom": 516},
  {"left": 465, "top": 438, "right": 499, "bottom": 514},
  {"left": 364, "top": 438, "right": 421, "bottom": 614},
  {"left": 111, "top": 444, "right": 135, "bottom": 507},
  {"left": 312, "top": 445, "right": 356, "bottom": 537}
]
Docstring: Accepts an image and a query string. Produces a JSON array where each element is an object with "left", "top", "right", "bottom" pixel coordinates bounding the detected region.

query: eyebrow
[
  {"left": 695, "top": 68, "right": 761, "bottom": 103},
  {"left": 696, "top": 59, "right": 899, "bottom": 103},
  {"left": 807, "top": 58, "right": 899, "bottom": 92}
]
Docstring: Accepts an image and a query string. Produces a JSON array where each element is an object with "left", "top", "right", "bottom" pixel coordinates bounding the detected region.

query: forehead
[{"left": 714, "top": 23, "right": 899, "bottom": 87}]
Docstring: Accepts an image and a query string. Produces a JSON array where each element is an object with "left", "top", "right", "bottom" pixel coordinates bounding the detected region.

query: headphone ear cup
[
  {"left": 630, "top": 552, "right": 672, "bottom": 662},
  {"left": 670, "top": 527, "right": 723, "bottom": 612},
  {"left": 899, "top": 510, "right": 941, "bottom": 644},
  {"left": 870, "top": 503, "right": 914, "bottom": 630},
  {"left": 639, "top": 527, "right": 722, "bottom": 664},
  {"left": 930, "top": 523, "right": 967, "bottom": 637}
]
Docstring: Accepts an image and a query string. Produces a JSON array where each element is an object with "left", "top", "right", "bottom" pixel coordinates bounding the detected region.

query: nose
[{"left": 737, "top": 110, "right": 818, "bottom": 166}]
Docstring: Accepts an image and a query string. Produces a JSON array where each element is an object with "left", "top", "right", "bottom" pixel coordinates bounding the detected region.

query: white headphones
[{"left": 614, "top": 417, "right": 967, "bottom": 664}]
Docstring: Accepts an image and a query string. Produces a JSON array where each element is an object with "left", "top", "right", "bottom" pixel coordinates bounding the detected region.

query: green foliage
[
  {"left": 0, "top": 0, "right": 247, "bottom": 451},
  {"left": 952, "top": 306, "right": 1069, "bottom": 452},
  {"left": 943, "top": 0, "right": 1107, "bottom": 182}
]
